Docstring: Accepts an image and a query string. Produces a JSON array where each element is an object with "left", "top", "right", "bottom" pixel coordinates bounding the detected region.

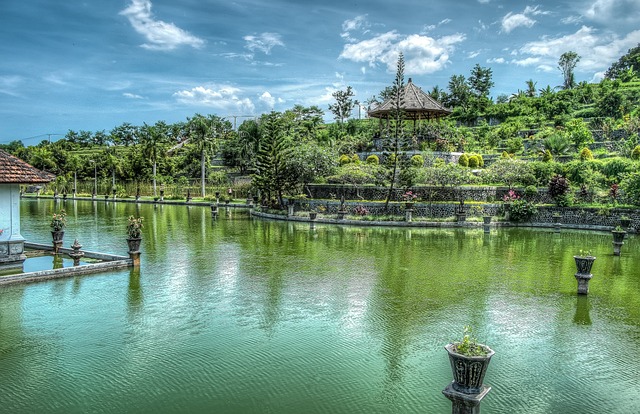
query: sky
[{"left": 1, "top": 0, "right": 640, "bottom": 144}]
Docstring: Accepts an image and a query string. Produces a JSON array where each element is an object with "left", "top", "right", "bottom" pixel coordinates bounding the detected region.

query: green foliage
[
  {"left": 452, "top": 326, "right": 488, "bottom": 357},
  {"left": 509, "top": 199, "right": 538, "bottom": 222},
  {"left": 621, "top": 171, "right": 640, "bottom": 205},
  {"left": 524, "top": 185, "right": 539, "bottom": 197},
  {"left": 339, "top": 154, "right": 351, "bottom": 165},
  {"left": 579, "top": 147, "right": 594, "bottom": 160},
  {"left": 410, "top": 154, "right": 424, "bottom": 168},
  {"left": 468, "top": 155, "right": 479, "bottom": 168},
  {"left": 631, "top": 145, "right": 640, "bottom": 160},
  {"left": 366, "top": 154, "right": 379, "bottom": 165},
  {"left": 505, "top": 137, "right": 524, "bottom": 154},
  {"left": 487, "top": 159, "right": 535, "bottom": 188},
  {"left": 458, "top": 153, "right": 469, "bottom": 167},
  {"left": 542, "top": 133, "right": 571, "bottom": 157},
  {"left": 566, "top": 118, "right": 593, "bottom": 148},
  {"left": 541, "top": 149, "right": 553, "bottom": 162},
  {"left": 327, "top": 163, "right": 378, "bottom": 186},
  {"left": 602, "top": 157, "right": 635, "bottom": 182}
]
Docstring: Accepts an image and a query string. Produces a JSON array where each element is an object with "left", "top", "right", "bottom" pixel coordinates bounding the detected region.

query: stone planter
[
  {"left": 337, "top": 210, "right": 347, "bottom": 220},
  {"left": 612, "top": 230, "right": 626, "bottom": 256},
  {"left": 482, "top": 216, "right": 492, "bottom": 225},
  {"left": 612, "top": 230, "right": 626, "bottom": 244},
  {"left": 574, "top": 255, "right": 596, "bottom": 295},
  {"left": 405, "top": 202, "right": 414, "bottom": 210},
  {"left": 309, "top": 212, "right": 317, "bottom": 220},
  {"left": 456, "top": 212, "right": 466, "bottom": 222},
  {"left": 51, "top": 230, "right": 64, "bottom": 243},
  {"left": 445, "top": 343, "right": 495, "bottom": 394},
  {"left": 127, "top": 237, "right": 142, "bottom": 253},
  {"left": 620, "top": 218, "right": 631, "bottom": 228},
  {"left": 574, "top": 255, "right": 596, "bottom": 275}
]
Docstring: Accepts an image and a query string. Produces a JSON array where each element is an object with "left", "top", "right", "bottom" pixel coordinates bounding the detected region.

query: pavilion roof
[
  {"left": 368, "top": 78, "right": 451, "bottom": 120},
  {"left": 0, "top": 149, "right": 56, "bottom": 184}
]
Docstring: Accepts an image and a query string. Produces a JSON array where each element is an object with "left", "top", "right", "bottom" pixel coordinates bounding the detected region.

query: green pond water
[{"left": 2, "top": 198, "right": 640, "bottom": 413}]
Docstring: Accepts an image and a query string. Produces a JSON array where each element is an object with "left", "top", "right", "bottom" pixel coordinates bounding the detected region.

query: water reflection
[
  {"left": 11, "top": 200, "right": 640, "bottom": 414},
  {"left": 573, "top": 295, "right": 592, "bottom": 325},
  {"left": 127, "top": 267, "right": 143, "bottom": 315}
]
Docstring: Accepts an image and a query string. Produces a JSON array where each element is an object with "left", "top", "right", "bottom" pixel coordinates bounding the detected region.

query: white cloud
[
  {"left": 123, "top": 92, "right": 145, "bottom": 99},
  {"left": 487, "top": 57, "right": 506, "bottom": 64},
  {"left": 561, "top": 15, "right": 583, "bottom": 25},
  {"left": 518, "top": 26, "right": 640, "bottom": 73},
  {"left": 501, "top": 12, "right": 536, "bottom": 33},
  {"left": 341, "top": 15, "right": 369, "bottom": 40},
  {"left": 259, "top": 91, "right": 275, "bottom": 108},
  {"left": 339, "top": 31, "right": 465, "bottom": 74},
  {"left": 244, "top": 33, "right": 284, "bottom": 55},
  {"left": 173, "top": 85, "right": 255, "bottom": 112},
  {"left": 120, "top": 0, "right": 204, "bottom": 50},
  {"left": 501, "top": 6, "right": 549, "bottom": 33},
  {"left": 585, "top": 0, "right": 640, "bottom": 24},
  {"left": 467, "top": 50, "right": 481, "bottom": 59}
]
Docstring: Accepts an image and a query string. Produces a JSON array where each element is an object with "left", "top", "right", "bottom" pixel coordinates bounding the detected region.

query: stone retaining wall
[{"left": 306, "top": 184, "right": 555, "bottom": 204}]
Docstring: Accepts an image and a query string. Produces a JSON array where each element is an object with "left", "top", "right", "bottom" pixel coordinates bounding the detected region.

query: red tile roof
[{"left": 0, "top": 149, "right": 56, "bottom": 184}]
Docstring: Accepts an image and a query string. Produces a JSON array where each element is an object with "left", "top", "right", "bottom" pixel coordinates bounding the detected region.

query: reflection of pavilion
[
  {"left": 0, "top": 150, "right": 55, "bottom": 273},
  {"left": 368, "top": 78, "right": 451, "bottom": 150}
]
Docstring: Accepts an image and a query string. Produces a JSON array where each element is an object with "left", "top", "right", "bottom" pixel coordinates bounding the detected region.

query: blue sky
[{"left": 1, "top": 0, "right": 640, "bottom": 144}]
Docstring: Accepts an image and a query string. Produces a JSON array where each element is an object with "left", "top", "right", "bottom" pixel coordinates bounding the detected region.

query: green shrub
[
  {"left": 579, "top": 147, "right": 594, "bottom": 161},
  {"left": 541, "top": 149, "right": 553, "bottom": 162},
  {"left": 350, "top": 154, "right": 361, "bottom": 164},
  {"left": 524, "top": 185, "right": 538, "bottom": 197},
  {"left": 509, "top": 199, "right": 538, "bottom": 222},
  {"left": 476, "top": 154, "right": 484, "bottom": 167},
  {"left": 501, "top": 151, "right": 511, "bottom": 159},
  {"left": 458, "top": 153, "right": 469, "bottom": 167},
  {"left": 339, "top": 154, "right": 351, "bottom": 165},
  {"left": 602, "top": 157, "right": 635, "bottom": 182},
  {"left": 366, "top": 154, "right": 379, "bottom": 165},
  {"left": 410, "top": 154, "right": 424, "bottom": 168},
  {"left": 631, "top": 145, "right": 640, "bottom": 160},
  {"left": 505, "top": 137, "right": 524, "bottom": 154},
  {"left": 468, "top": 155, "right": 479, "bottom": 168},
  {"left": 622, "top": 171, "right": 640, "bottom": 205}
]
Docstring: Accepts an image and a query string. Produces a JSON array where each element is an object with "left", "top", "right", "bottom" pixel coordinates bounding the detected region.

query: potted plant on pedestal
[
  {"left": 574, "top": 250, "right": 596, "bottom": 294},
  {"left": 402, "top": 190, "right": 417, "bottom": 210},
  {"left": 50, "top": 209, "right": 67, "bottom": 248},
  {"left": 126, "top": 216, "right": 144, "bottom": 252},
  {"left": 620, "top": 215, "right": 631, "bottom": 229},
  {"left": 445, "top": 326, "right": 494, "bottom": 394}
]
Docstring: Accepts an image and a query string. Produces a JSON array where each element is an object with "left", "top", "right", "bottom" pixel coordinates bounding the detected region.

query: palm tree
[
  {"left": 102, "top": 147, "right": 123, "bottom": 193},
  {"left": 525, "top": 79, "right": 537, "bottom": 97},
  {"left": 140, "top": 121, "right": 169, "bottom": 196},
  {"left": 188, "top": 114, "right": 231, "bottom": 197}
]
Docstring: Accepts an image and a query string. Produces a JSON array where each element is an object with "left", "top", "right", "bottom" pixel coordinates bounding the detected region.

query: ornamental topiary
[
  {"left": 410, "top": 154, "right": 424, "bottom": 168},
  {"left": 366, "top": 154, "right": 379, "bottom": 165},
  {"left": 468, "top": 155, "right": 479, "bottom": 168},
  {"left": 339, "top": 154, "right": 351, "bottom": 165},
  {"left": 458, "top": 153, "right": 469, "bottom": 167},
  {"left": 579, "top": 147, "right": 594, "bottom": 161}
]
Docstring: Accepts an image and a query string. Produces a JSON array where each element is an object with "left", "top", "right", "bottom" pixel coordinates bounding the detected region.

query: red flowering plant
[
  {"left": 502, "top": 190, "right": 520, "bottom": 202},
  {"left": 402, "top": 191, "right": 418, "bottom": 202}
]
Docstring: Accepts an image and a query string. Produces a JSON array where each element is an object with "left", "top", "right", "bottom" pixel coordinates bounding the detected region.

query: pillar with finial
[{"left": 68, "top": 239, "right": 84, "bottom": 266}]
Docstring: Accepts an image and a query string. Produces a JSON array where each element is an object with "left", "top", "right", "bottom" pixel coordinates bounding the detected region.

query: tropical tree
[
  {"left": 140, "top": 121, "right": 169, "bottom": 196},
  {"left": 383, "top": 52, "right": 409, "bottom": 207},
  {"left": 187, "top": 114, "right": 231, "bottom": 197},
  {"left": 253, "top": 111, "right": 291, "bottom": 206},
  {"left": 605, "top": 43, "right": 640, "bottom": 80},
  {"left": 558, "top": 51, "right": 580, "bottom": 90},
  {"left": 328, "top": 86, "right": 355, "bottom": 125}
]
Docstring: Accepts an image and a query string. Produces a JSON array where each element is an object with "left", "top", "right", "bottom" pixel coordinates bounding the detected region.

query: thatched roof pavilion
[{"left": 368, "top": 78, "right": 451, "bottom": 121}]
